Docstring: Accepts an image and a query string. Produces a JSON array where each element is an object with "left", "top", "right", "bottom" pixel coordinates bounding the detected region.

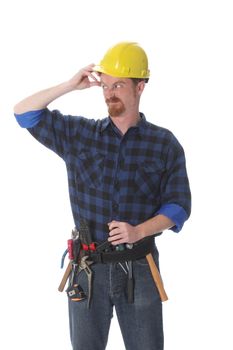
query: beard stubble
[{"left": 106, "top": 96, "right": 126, "bottom": 117}]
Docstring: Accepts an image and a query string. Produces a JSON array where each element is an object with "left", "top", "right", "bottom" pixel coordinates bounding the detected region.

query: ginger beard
[{"left": 106, "top": 96, "right": 126, "bottom": 117}]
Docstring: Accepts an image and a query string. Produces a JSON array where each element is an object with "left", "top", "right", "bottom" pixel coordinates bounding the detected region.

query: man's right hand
[{"left": 68, "top": 64, "right": 100, "bottom": 90}]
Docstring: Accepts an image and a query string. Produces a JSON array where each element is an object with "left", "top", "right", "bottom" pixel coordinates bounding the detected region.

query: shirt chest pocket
[
  {"left": 75, "top": 151, "right": 105, "bottom": 188},
  {"left": 134, "top": 161, "right": 165, "bottom": 197}
]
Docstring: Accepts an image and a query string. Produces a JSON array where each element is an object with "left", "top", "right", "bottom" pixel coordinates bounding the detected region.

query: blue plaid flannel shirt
[{"left": 15, "top": 109, "right": 191, "bottom": 242}]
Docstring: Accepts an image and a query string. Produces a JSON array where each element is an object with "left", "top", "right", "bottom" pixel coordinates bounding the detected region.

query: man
[{"left": 14, "top": 42, "right": 191, "bottom": 350}]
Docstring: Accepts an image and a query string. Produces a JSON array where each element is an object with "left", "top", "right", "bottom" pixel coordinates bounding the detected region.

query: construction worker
[{"left": 14, "top": 42, "right": 191, "bottom": 350}]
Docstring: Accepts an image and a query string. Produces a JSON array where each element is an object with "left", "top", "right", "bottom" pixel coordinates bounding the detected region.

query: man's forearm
[
  {"left": 14, "top": 65, "right": 100, "bottom": 115},
  {"left": 108, "top": 214, "right": 175, "bottom": 245},
  {"left": 13, "top": 81, "right": 73, "bottom": 114},
  {"left": 136, "top": 214, "right": 175, "bottom": 239}
]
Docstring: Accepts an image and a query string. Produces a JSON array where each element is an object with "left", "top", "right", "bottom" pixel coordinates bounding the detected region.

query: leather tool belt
[{"left": 89, "top": 237, "right": 155, "bottom": 264}]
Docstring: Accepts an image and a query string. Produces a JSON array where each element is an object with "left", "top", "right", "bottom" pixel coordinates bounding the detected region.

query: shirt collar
[
  {"left": 100, "top": 113, "right": 147, "bottom": 134},
  {"left": 100, "top": 117, "right": 111, "bottom": 133}
]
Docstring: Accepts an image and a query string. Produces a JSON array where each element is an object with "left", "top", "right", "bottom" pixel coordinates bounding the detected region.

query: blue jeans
[{"left": 68, "top": 247, "right": 164, "bottom": 350}]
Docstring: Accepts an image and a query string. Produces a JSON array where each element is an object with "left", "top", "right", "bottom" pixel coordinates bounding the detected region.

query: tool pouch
[{"left": 66, "top": 283, "right": 87, "bottom": 302}]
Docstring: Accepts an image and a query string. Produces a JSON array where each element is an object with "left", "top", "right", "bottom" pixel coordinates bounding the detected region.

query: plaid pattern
[{"left": 27, "top": 108, "right": 191, "bottom": 242}]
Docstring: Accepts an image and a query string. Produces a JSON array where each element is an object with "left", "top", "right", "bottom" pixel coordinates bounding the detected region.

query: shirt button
[
  {"left": 119, "top": 159, "right": 124, "bottom": 169},
  {"left": 114, "top": 181, "right": 120, "bottom": 190},
  {"left": 112, "top": 202, "right": 119, "bottom": 211}
]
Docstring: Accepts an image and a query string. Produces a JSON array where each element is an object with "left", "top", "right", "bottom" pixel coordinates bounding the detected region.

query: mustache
[{"left": 105, "top": 96, "right": 121, "bottom": 103}]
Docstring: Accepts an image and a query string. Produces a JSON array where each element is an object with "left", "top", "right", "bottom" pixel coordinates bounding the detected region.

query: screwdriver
[{"left": 126, "top": 244, "right": 134, "bottom": 303}]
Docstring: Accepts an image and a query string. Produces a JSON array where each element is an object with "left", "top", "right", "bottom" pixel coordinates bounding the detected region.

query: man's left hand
[{"left": 108, "top": 221, "right": 143, "bottom": 245}]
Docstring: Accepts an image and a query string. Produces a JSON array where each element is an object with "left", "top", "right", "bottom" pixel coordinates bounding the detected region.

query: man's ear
[{"left": 137, "top": 80, "right": 146, "bottom": 96}]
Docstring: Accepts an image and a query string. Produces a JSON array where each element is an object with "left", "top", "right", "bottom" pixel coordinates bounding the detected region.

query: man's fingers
[
  {"left": 82, "top": 64, "right": 99, "bottom": 81},
  {"left": 109, "top": 237, "right": 126, "bottom": 245},
  {"left": 108, "top": 234, "right": 125, "bottom": 245},
  {"left": 83, "top": 63, "right": 95, "bottom": 72},
  {"left": 108, "top": 221, "right": 120, "bottom": 231},
  {"left": 108, "top": 227, "right": 121, "bottom": 236},
  {"left": 89, "top": 81, "right": 101, "bottom": 87},
  {"left": 85, "top": 71, "right": 99, "bottom": 81},
  {"left": 108, "top": 222, "right": 123, "bottom": 243}
]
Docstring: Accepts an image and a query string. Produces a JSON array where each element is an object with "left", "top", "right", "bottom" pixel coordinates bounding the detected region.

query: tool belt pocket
[
  {"left": 134, "top": 245, "right": 159, "bottom": 267},
  {"left": 134, "top": 256, "right": 149, "bottom": 267}
]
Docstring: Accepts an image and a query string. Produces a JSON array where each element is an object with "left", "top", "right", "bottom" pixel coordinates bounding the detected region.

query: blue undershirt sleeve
[
  {"left": 14, "top": 109, "right": 45, "bottom": 128},
  {"left": 156, "top": 203, "right": 188, "bottom": 233}
]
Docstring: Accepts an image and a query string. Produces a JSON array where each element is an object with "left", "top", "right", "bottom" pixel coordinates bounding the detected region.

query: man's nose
[{"left": 105, "top": 88, "right": 115, "bottom": 99}]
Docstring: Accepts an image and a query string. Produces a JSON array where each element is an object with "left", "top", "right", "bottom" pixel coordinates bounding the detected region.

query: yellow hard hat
[{"left": 94, "top": 42, "right": 150, "bottom": 79}]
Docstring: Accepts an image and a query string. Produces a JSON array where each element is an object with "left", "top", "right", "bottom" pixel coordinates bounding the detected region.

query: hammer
[{"left": 146, "top": 253, "right": 168, "bottom": 302}]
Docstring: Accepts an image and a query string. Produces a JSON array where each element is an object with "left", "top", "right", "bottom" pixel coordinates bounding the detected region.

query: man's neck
[{"left": 110, "top": 112, "right": 141, "bottom": 135}]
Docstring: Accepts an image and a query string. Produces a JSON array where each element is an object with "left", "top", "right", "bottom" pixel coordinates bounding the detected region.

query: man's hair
[{"left": 131, "top": 78, "right": 149, "bottom": 85}]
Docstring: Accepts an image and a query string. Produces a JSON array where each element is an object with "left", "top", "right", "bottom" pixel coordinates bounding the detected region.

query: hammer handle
[
  {"left": 58, "top": 261, "right": 72, "bottom": 292},
  {"left": 146, "top": 253, "right": 168, "bottom": 302}
]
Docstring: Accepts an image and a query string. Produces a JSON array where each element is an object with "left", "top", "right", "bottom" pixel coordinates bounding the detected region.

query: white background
[{"left": 1, "top": 0, "right": 233, "bottom": 349}]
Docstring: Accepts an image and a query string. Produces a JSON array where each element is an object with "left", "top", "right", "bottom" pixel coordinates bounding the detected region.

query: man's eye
[
  {"left": 114, "top": 84, "right": 123, "bottom": 89},
  {"left": 101, "top": 85, "right": 108, "bottom": 90}
]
